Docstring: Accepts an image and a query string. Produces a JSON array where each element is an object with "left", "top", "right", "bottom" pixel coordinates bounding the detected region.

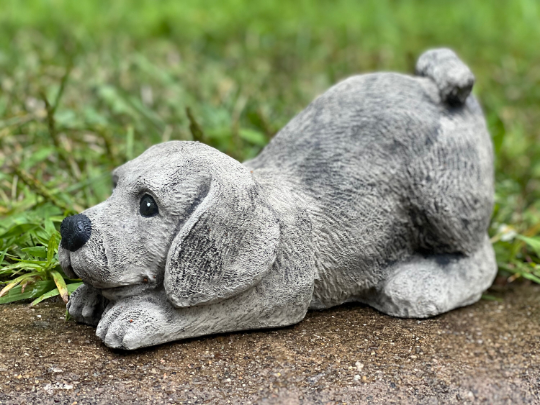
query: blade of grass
[
  {"left": 126, "top": 125, "right": 134, "bottom": 160},
  {"left": 30, "top": 281, "right": 82, "bottom": 307},
  {"left": 0, "top": 281, "right": 19, "bottom": 297},
  {"left": 0, "top": 223, "right": 38, "bottom": 239},
  {"left": 21, "top": 246, "right": 47, "bottom": 258},
  {"left": 40, "top": 64, "right": 79, "bottom": 179},
  {"left": 8, "top": 166, "right": 73, "bottom": 213},
  {"left": 521, "top": 272, "right": 540, "bottom": 284},
  {"left": 481, "top": 294, "right": 504, "bottom": 302},
  {"left": 50, "top": 269, "right": 69, "bottom": 303},
  {"left": 0, "top": 280, "right": 55, "bottom": 304},
  {"left": 95, "top": 127, "right": 119, "bottom": 167},
  {"left": 47, "top": 232, "right": 59, "bottom": 264},
  {"left": 52, "top": 63, "right": 73, "bottom": 112},
  {"left": 186, "top": 107, "right": 206, "bottom": 143},
  {"left": 30, "top": 287, "right": 60, "bottom": 306},
  {"left": 0, "top": 271, "right": 43, "bottom": 294},
  {"left": 516, "top": 235, "right": 540, "bottom": 257}
]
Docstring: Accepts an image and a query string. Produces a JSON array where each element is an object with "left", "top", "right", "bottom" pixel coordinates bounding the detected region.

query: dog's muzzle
[{"left": 60, "top": 214, "right": 92, "bottom": 252}]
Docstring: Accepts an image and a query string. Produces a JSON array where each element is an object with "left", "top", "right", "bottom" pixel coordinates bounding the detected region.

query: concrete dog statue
[{"left": 59, "top": 48, "right": 496, "bottom": 350}]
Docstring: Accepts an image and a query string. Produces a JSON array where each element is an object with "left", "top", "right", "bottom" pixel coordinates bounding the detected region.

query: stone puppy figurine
[{"left": 59, "top": 48, "right": 496, "bottom": 350}]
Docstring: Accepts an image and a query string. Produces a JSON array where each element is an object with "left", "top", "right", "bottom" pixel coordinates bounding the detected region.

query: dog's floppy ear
[{"left": 164, "top": 159, "right": 280, "bottom": 308}]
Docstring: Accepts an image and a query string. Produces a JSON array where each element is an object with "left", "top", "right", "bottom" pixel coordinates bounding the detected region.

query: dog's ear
[{"left": 164, "top": 161, "right": 280, "bottom": 308}]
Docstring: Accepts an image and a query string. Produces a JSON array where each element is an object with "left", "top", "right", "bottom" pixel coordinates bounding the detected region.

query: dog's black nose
[{"left": 60, "top": 214, "right": 92, "bottom": 252}]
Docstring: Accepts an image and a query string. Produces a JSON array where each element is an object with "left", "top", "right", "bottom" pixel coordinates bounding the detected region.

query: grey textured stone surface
[{"left": 59, "top": 48, "right": 496, "bottom": 349}]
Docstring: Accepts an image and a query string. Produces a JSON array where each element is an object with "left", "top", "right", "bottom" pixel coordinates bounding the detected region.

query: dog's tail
[{"left": 415, "top": 48, "right": 475, "bottom": 106}]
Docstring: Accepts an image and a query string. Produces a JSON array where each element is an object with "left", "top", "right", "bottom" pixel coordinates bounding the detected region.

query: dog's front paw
[
  {"left": 67, "top": 283, "right": 108, "bottom": 326},
  {"left": 96, "top": 294, "right": 172, "bottom": 349}
]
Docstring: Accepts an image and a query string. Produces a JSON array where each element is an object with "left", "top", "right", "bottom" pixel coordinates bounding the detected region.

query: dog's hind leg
[
  {"left": 363, "top": 234, "right": 496, "bottom": 318},
  {"left": 408, "top": 58, "right": 494, "bottom": 256}
]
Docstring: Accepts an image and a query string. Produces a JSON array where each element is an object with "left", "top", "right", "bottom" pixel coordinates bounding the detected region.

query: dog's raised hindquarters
[{"left": 59, "top": 48, "right": 496, "bottom": 349}]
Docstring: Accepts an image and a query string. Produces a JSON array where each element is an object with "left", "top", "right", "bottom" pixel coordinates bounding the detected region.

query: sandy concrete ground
[{"left": 0, "top": 282, "right": 538, "bottom": 404}]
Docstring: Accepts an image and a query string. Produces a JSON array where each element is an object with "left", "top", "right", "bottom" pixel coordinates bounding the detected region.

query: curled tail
[{"left": 416, "top": 48, "right": 475, "bottom": 105}]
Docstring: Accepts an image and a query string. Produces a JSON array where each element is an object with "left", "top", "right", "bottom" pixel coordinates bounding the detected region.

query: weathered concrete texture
[
  {"left": 60, "top": 48, "right": 497, "bottom": 349},
  {"left": 0, "top": 283, "right": 538, "bottom": 404}
]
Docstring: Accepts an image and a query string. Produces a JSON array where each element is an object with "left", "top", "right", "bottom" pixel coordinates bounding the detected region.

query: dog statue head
[{"left": 58, "top": 141, "right": 280, "bottom": 307}]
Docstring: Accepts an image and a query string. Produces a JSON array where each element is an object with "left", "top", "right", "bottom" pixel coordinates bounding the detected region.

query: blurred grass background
[{"left": 1, "top": 0, "right": 540, "bottom": 303}]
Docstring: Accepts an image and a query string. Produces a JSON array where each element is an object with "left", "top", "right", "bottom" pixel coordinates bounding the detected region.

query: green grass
[{"left": 1, "top": 0, "right": 540, "bottom": 304}]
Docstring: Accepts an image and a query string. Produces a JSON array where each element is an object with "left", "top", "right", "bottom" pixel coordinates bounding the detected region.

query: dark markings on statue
[{"left": 59, "top": 49, "right": 496, "bottom": 349}]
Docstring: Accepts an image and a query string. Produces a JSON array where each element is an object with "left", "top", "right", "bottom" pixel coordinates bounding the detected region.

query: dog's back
[{"left": 247, "top": 50, "right": 494, "bottom": 309}]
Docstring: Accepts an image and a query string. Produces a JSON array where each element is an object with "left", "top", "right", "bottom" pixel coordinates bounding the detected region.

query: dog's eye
[{"left": 140, "top": 194, "right": 159, "bottom": 217}]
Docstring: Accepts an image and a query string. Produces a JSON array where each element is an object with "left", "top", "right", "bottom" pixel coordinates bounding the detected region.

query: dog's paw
[
  {"left": 96, "top": 295, "right": 172, "bottom": 349},
  {"left": 67, "top": 284, "right": 108, "bottom": 326}
]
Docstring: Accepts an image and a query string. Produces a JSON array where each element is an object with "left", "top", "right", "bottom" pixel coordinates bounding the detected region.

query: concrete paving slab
[{"left": 0, "top": 283, "right": 538, "bottom": 404}]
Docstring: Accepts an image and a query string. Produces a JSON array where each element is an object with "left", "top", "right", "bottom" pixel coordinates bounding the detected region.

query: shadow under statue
[{"left": 58, "top": 48, "right": 496, "bottom": 350}]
